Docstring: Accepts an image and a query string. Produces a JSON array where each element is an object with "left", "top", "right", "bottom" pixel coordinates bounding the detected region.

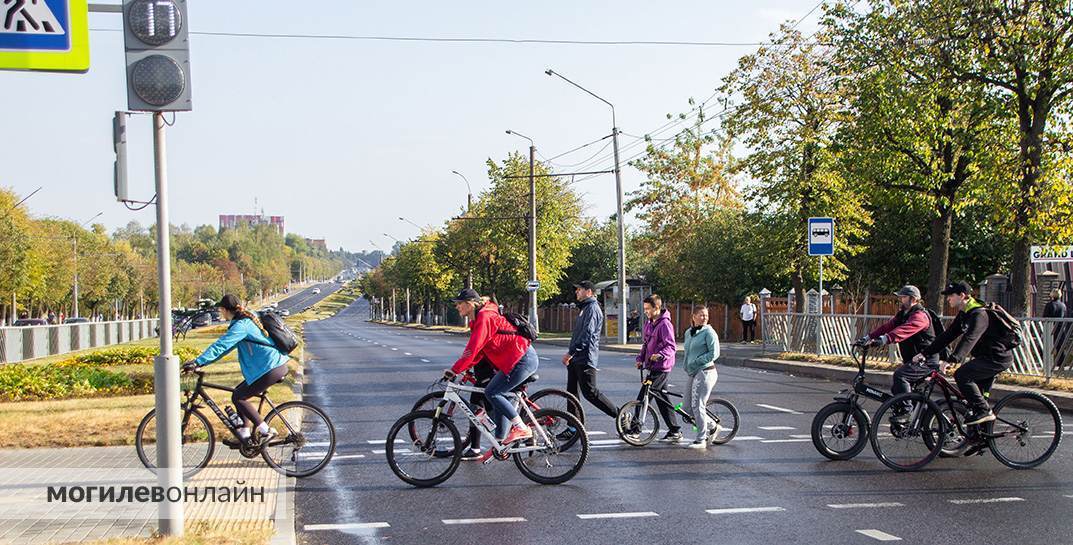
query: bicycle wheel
[
  {"left": 135, "top": 407, "right": 215, "bottom": 479},
  {"left": 386, "top": 410, "right": 461, "bottom": 488},
  {"left": 514, "top": 409, "right": 589, "bottom": 485},
  {"left": 988, "top": 392, "right": 1063, "bottom": 469},
  {"left": 924, "top": 399, "right": 971, "bottom": 458},
  {"left": 616, "top": 400, "right": 660, "bottom": 446},
  {"left": 811, "top": 402, "right": 869, "bottom": 460},
  {"left": 261, "top": 401, "right": 336, "bottom": 478},
  {"left": 706, "top": 398, "right": 740, "bottom": 445},
  {"left": 870, "top": 393, "right": 945, "bottom": 472},
  {"left": 411, "top": 391, "right": 472, "bottom": 456},
  {"left": 528, "top": 388, "right": 586, "bottom": 426}
]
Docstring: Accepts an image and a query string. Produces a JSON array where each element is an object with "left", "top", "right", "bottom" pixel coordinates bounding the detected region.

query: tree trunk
[
  {"left": 925, "top": 207, "right": 953, "bottom": 312},
  {"left": 1011, "top": 237, "right": 1032, "bottom": 317},
  {"left": 1009, "top": 96, "right": 1049, "bottom": 316}
]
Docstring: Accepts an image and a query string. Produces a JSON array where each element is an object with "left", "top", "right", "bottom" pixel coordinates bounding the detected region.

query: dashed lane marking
[
  {"left": 404, "top": 352, "right": 413, "bottom": 356},
  {"left": 734, "top": 436, "right": 765, "bottom": 441},
  {"left": 421, "top": 359, "right": 431, "bottom": 363},
  {"left": 760, "top": 438, "right": 810, "bottom": 443},
  {"left": 756, "top": 404, "right": 802, "bottom": 415},
  {"left": 758, "top": 426, "right": 795, "bottom": 431},
  {"left": 367, "top": 440, "right": 406, "bottom": 444},
  {"left": 705, "top": 507, "right": 785, "bottom": 515},
  {"left": 828, "top": 503, "right": 904, "bottom": 509},
  {"left": 331, "top": 454, "right": 366, "bottom": 460},
  {"left": 304, "top": 522, "right": 390, "bottom": 531},
  {"left": 855, "top": 530, "right": 902, "bottom": 541},
  {"left": 442, "top": 517, "right": 527, "bottom": 525},
  {"left": 789, "top": 434, "right": 812, "bottom": 439},
  {"left": 577, "top": 512, "right": 658, "bottom": 520},
  {"left": 947, "top": 497, "right": 1024, "bottom": 505}
]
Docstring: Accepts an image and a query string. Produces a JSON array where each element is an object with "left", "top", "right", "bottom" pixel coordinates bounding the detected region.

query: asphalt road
[
  {"left": 294, "top": 298, "right": 1073, "bottom": 545},
  {"left": 276, "top": 283, "right": 342, "bottom": 314}
]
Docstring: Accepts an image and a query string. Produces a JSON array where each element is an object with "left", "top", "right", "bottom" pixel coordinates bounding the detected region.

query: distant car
[
  {"left": 63, "top": 317, "right": 89, "bottom": 324},
  {"left": 312, "top": 288, "right": 321, "bottom": 294},
  {"left": 280, "top": 309, "right": 291, "bottom": 317},
  {"left": 13, "top": 319, "right": 47, "bottom": 327},
  {"left": 191, "top": 313, "right": 211, "bottom": 328}
]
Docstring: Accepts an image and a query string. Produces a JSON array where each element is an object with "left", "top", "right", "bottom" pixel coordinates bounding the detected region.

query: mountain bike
[
  {"left": 870, "top": 365, "right": 1063, "bottom": 471},
  {"left": 386, "top": 375, "right": 589, "bottom": 487},
  {"left": 135, "top": 367, "right": 336, "bottom": 478},
  {"left": 409, "top": 370, "right": 584, "bottom": 457},
  {"left": 615, "top": 370, "right": 740, "bottom": 447}
]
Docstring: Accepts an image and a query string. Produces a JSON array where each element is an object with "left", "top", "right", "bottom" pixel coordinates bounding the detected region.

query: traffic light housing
[
  {"left": 113, "top": 112, "right": 128, "bottom": 201},
  {"left": 123, "top": 0, "right": 192, "bottom": 112}
]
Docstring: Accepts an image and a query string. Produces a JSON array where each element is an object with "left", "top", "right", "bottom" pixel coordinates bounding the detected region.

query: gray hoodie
[{"left": 568, "top": 297, "right": 603, "bottom": 367}]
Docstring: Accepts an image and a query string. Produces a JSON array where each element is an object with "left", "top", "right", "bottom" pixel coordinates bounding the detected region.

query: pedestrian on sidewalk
[
  {"left": 1044, "top": 289, "right": 1069, "bottom": 369},
  {"left": 563, "top": 281, "right": 621, "bottom": 421},
  {"left": 635, "top": 294, "right": 682, "bottom": 442},
  {"left": 683, "top": 306, "right": 720, "bottom": 449},
  {"left": 740, "top": 296, "right": 757, "bottom": 343}
]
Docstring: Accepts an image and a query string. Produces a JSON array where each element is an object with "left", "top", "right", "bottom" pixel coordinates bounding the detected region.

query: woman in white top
[{"left": 740, "top": 297, "right": 757, "bottom": 343}]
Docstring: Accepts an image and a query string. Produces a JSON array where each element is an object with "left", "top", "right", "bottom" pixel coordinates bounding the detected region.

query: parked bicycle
[
  {"left": 870, "top": 364, "right": 1063, "bottom": 471},
  {"left": 386, "top": 374, "right": 589, "bottom": 487},
  {"left": 616, "top": 370, "right": 740, "bottom": 447},
  {"left": 135, "top": 366, "right": 336, "bottom": 478}
]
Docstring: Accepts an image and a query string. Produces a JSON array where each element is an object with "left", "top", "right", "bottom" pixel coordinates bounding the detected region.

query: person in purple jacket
[{"left": 635, "top": 294, "right": 683, "bottom": 442}]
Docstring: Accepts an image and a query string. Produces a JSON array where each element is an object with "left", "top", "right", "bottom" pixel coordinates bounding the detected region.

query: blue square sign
[
  {"left": 808, "top": 217, "right": 834, "bottom": 256},
  {"left": 0, "top": 0, "right": 88, "bottom": 72}
]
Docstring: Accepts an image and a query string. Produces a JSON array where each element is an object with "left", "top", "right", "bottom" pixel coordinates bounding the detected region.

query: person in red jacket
[{"left": 443, "top": 288, "right": 539, "bottom": 462}]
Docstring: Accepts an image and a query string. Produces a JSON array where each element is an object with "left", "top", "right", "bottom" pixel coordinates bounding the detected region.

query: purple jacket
[{"left": 636, "top": 309, "right": 677, "bottom": 372}]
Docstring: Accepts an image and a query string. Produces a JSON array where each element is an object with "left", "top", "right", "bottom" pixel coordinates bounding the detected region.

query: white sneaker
[{"left": 687, "top": 439, "right": 708, "bottom": 449}]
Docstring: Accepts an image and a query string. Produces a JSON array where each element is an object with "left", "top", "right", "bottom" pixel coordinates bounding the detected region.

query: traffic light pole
[{"left": 151, "top": 112, "right": 183, "bottom": 535}]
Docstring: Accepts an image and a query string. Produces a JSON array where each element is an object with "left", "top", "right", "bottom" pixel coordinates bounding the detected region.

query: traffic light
[
  {"left": 123, "top": 0, "right": 192, "bottom": 111},
  {"left": 113, "top": 112, "right": 128, "bottom": 201}
]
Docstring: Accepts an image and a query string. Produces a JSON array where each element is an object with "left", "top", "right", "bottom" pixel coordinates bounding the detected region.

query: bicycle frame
[
  {"left": 434, "top": 380, "right": 552, "bottom": 455},
  {"left": 833, "top": 346, "right": 891, "bottom": 407},
  {"left": 914, "top": 370, "right": 1024, "bottom": 442},
  {"left": 634, "top": 373, "right": 722, "bottom": 429},
  {"left": 183, "top": 370, "right": 299, "bottom": 448}
]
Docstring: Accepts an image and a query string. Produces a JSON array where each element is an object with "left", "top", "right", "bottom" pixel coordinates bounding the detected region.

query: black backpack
[
  {"left": 982, "top": 302, "right": 1023, "bottom": 349},
  {"left": 922, "top": 307, "right": 951, "bottom": 362},
  {"left": 256, "top": 311, "right": 300, "bottom": 354},
  {"left": 500, "top": 312, "right": 538, "bottom": 342}
]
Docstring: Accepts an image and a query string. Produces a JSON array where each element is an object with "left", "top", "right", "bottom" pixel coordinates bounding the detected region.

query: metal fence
[
  {"left": 763, "top": 313, "right": 1073, "bottom": 379},
  {"left": 0, "top": 319, "right": 158, "bottom": 364}
]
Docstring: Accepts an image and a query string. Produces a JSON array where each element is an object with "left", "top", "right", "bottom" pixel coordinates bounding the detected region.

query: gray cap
[{"left": 893, "top": 285, "right": 921, "bottom": 299}]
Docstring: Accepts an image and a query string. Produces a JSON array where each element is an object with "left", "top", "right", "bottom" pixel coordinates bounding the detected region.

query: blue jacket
[
  {"left": 194, "top": 317, "right": 288, "bottom": 383},
  {"left": 683, "top": 324, "right": 719, "bottom": 376},
  {"left": 568, "top": 297, "right": 603, "bottom": 368}
]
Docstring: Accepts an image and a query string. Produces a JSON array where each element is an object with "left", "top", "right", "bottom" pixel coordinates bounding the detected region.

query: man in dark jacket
[
  {"left": 915, "top": 281, "right": 1015, "bottom": 425},
  {"left": 563, "top": 281, "right": 620, "bottom": 420}
]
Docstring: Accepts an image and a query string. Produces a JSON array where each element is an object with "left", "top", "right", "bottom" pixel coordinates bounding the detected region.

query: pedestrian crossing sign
[{"left": 0, "top": 0, "right": 89, "bottom": 73}]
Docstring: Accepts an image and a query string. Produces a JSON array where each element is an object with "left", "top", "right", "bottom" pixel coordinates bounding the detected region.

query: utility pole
[
  {"left": 451, "top": 171, "right": 474, "bottom": 291},
  {"left": 506, "top": 130, "right": 540, "bottom": 333}
]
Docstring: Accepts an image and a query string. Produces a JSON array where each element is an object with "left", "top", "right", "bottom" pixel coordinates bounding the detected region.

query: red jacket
[{"left": 451, "top": 302, "right": 531, "bottom": 375}]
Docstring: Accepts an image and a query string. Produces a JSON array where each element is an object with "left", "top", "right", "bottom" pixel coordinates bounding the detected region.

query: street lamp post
[
  {"left": 546, "top": 68, "right": 627, "bottom": 344},
  {"left": 449, "top": 172, "right": 475, "bottom": 291},
  {"left": 506, "top": 130, "right": 539, "bottom": 334}
]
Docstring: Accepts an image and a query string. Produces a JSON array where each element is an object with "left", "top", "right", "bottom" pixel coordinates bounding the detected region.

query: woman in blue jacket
[{"left": 183, "top": 294, "right": 288, "bottom": 448}]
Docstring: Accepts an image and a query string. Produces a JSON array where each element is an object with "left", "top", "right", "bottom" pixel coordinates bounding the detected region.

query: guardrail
[
  {"left": 763, "top": 313, "right": 1073, "bottom": 379},
  {"left": 0, "top": 319, "right": 159, "bottom": 364}
]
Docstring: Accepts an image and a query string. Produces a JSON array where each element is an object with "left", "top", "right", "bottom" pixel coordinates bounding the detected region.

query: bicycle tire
[
  {"left": 513, "top": 409, "right": 589, "bottom": 485},
  {"left": 811, "top": 402, "right": 869, "bottom": 460},
  {"left": 135, "top": 407, "right": 215, "bottom": 479},
  {"left": 411, "top": 391, "right": 472, "bottom": 456},
  {"left": 528, "top": 388, "right": 586, "bottom": 426},
  {"left": 870, "top": 393, "right": 945, "bottom": 472},
  {"left": 261, "top": 401, "right": 336, "bottom": 478},
  {"left": 386, "top": 410, "right": 461, "bottom": 488},
  {"left": 988, "top": 392, "right": 1063, "bottom": 469},
  {"left": 616, "top": 400, "right": 660, "bottom": 446},
  {"left": 925, "top": 399, "right": 971, "bottom": 458},
  {"left": 706, "top": 398, "right": 740, "bottom": 445}
]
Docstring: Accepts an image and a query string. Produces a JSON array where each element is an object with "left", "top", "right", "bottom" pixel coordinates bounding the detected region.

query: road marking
[
  {"left": 756, "top": 404, "right": 802, "bottom": 415},
  {"left": 306, "top": 441, "right": 331, "bottom": 447},
  {"left": 404, "top": 352, "right": 413, "bottom": 356},
  {"left": 304, "top": 522, "right": 390, "bottom": 531},
  {"left": 442, "top": 517, "right": 526, "bottom": 525},
  {"left": 828, "top": 503, "right": 904, "bottom": 509},
  {"left": 421, "top": 359, "right": 431, "bottom": 363},
  {"left": 539, "top": 357, "right": 551, "bottom": 361},
  {"left": 856, "top": 530, "right": 902, "bottom": 541},
  {"left": 577, "top": 512, "right": 658, "bottom": 520},
  {"left": 705, "top": 507, "right": 785, "bottom": 515},
  {"left": 758, "top": 426, "right": 795, "bottom": 431},
  {"left": 734, "top": 436, "right": 765, "bottom": 441},
  {"left": 329, "top": 454, "right": 366, "bottom": 460},
  {"left": 1065, "top": 495, "right": 1073, "bottom": 499},
  {"left": 948, "top": 497, "right": 1024, "bottom": 505},
  {"left": 760, "top": 438, "right": 811, "bottom": 443},
  {"left": 589, "top": 439, "right": 623, "bottom": 445},
  {"left": 391, "top": 348, "right": 399, "bottom": 351},
  {"left": 789, "top": 434, "right": 812, "bottom": 439},
  {"left": 587, "top": 431, "right": 607, "bottom": 436},
  {"left": 367, "top": 440, "right": 406, "bottom": 444}
]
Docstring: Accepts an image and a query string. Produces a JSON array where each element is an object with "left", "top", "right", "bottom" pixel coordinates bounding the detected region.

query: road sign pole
[
  {"left": 817, "top": 255, "right": 823, "bottom": 355},
  {"left": 151, "top": 112, "right": 183, "bottom": 536}
]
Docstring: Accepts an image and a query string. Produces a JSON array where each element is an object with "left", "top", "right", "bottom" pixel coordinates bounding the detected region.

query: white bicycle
[{"left": 385, "top": 375, "right": 589, "bottom": 487}]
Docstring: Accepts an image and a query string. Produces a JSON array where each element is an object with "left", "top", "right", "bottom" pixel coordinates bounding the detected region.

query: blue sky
[{"left": 0, "top": 1, "right": 820, "bottom": 253}]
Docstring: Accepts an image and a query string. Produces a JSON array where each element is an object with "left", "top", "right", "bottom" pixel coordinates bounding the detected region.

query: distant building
[
  {"left": 219, "top": 214, "right": 284, "bottom": 235},
  {"left": 305, "top": 238, "right": 328, "bottom": 251}
]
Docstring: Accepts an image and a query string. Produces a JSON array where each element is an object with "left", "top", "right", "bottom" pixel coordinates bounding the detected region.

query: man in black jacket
[
  {"left": 563, "top": 281, "right": 620, "bottom": 421},
  {"left": 914, "top": 281, "right": 1014, "bottom": 425}
]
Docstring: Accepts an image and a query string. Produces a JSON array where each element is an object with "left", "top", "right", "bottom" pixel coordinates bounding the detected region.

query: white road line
[
  {"left": 332, "top": 454, "right": 366, "bottom": 460},
  {"left": 391, "top": 348, "right": 399, "bottom": 351},
  {"left": 577, "top": 512, "right": 658, "bottom": 520},
  {"left": 589, "top": 439, "right": 623, "bottom": 445},
  {"left": 760, "top": 438, "right": 811, "bottom": 443},
  {"left": 367, "top": 440, "right": 406, "bottom": 444},
  {"left": 404, "top": 352, "right": 413, "bottom": 356},
  {"left": 371, "top": 449, "right": 411, "bottom": 455},
  {"left": 306, "top": 441, "right": 331, "bottom": 447},
  {"left": 705, "top": 507, "right": 785, "bottom": 515},
  {"left": 756, "top": 404, "right": 803, "bottom": 415},
  {"left": 856, "top": 529, "right": 902, "bottom": 541},
  {"left": 789, "top": 434, "right": 812, "bottom": 439},
  {"left": 442, "top": 517, "right": 526, "bottom": 525},
  {"left": 734, "top": 436, "right": 765, "bottom": 441},
  {"left": 1065, "top": 495, "right": 1073, "bottom": 499},
  {"left": 539, "top": 357, "right": 551, "bottom": 361},
  {"left": 304, "top": 522, "right": 390, "bottom": 531},
  {"left": 421, "top": 359, "right": 431, "bottom": 363},
  {"left": 587, "top": 431, "right": 607, "bottom": 436},
  {"left": 591, "top": 444, "right": 623, "bottom": 449},
  {"left": 758, "top": 426, "right": 795, "bottom": 431},
  {"left": 828, "top": 503, "right": 904, "bottom": 509},
  {"left": 948, "top": 497, "right": 1024, "bottom": 505}
]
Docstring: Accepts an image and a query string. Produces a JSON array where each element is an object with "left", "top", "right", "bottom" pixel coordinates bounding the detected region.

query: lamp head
[{"left": 544, "top": 69, "right": 553, "bottom": 76}]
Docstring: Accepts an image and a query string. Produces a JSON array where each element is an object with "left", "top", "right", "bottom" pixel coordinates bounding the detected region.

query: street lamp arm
[{"left": 545, "top": 68, "right": 616, "bottom": 126}]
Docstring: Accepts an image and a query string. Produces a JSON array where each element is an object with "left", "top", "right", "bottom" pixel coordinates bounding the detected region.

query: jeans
[
  {"left": 232, "top": 364, "right": 288, "bottom": 427},
  {"left": 484, "top": 346, "right": 539, "bottom": 440},
  {"left": 892, "top": 359, "right": 939, "bottom": 412},
  {"left": 567, "top": 363, "right": 620, "bottom": 419},
  {"left": 684, "top": 367, "right": 718, "bottom": 440},
  {"left": 638, "top": 370, "right": 679, "bottom": 433},
  {"left": 954, "top": 358, "right": 1008, "bottom": 411}
]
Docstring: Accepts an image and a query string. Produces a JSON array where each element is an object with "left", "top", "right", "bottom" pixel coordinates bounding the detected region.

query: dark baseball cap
[
  {"left": 216, "top": 294, "right": 241, "bottom": 311},
  {"left": 573, "top": 281, "right": 595, "bottom": 291},
  {"left": 893, "top": 285, "right": 921, "bottom": 299},
  {"left": 450, "top": 288, "right": 481, "bottom": 303},
  {"left": 941, "top": 281, "right": 973, "bottom": 296}
]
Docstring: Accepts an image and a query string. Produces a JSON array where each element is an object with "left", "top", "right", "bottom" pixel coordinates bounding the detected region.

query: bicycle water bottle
[{"left": 224, "top": 406, "right": 244, "bottom": 429}]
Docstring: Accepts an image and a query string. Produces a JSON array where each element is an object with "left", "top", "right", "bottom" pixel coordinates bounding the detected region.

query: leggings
[
  {"left": 232, "top": 365, "right": 288, "bottom": 427},
  {"left": 684, "top": 367, "right": 718, "bottom": 440}
]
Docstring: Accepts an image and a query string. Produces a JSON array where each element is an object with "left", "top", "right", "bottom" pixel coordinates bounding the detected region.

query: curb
[{"left": 270, "top": 347, "right": 304, "bottom": 545}]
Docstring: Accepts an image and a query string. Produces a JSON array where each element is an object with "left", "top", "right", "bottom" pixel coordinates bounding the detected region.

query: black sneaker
[
  {"left": 555, "top": 427, "right": 577, "bottom": 442},
  {"left": 222, "top": 436, "right": 243, "bottom": 450},
  {"left": 460, "top": 448, "right": 483, "bottom": 461},
  {"left": 964, "top": 408, "right": 995, "bottom": 426},
  {"left": 660, "top": 431, "right": 683, "bottom": 443}
]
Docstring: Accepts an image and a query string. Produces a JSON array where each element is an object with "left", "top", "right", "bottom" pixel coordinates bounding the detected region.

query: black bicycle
[
  {"left": 810, "top": 344, "right": 895, "bottom": 460},
  {"left": 616, "top": 370, "right": 740, "bottom": 446},
  {"left": 135, "top": 367, "right": 335, "bottom": 478}
]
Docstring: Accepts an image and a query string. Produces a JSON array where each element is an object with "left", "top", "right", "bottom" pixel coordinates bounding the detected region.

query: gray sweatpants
[{"left": 684, "top": 367, "right": 718, "bottom": 440}]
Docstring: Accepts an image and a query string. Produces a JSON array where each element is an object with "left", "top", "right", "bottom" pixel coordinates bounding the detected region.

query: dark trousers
[
  {"left": 742, "top": 319, "right": 756, "bottom": 342},
  {"left": 567, "top": 363, "right": 620, "bottom": 419},
  {"left": 233, "top": 365, "right": 289, "bottom": 427},
  {"left": 892, "top": 360, "right": 938, "bottom": 412},
  {"left": 954, "top": 358, "right": 1008, "bottom": 411},
  {"left": 638, "top": 370, "right": 680, "bottom": 432}
]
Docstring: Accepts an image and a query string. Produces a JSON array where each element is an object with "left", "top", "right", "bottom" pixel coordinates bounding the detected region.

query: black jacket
[
  {"left": 923, "top": 304, "right": 1013, "bottom": 365},
  {"left": 1044, "top": 300, "right": 1067, "bottom": 319},
  {"left": 568, "top": 297, "right": 603, "bottom": 367},
  {"left": 893, "top": 305, "right": 939, "bottom": 365}
]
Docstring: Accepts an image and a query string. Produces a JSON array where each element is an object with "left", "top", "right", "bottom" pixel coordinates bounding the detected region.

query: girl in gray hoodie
[{"left": 683, "top": 306, "right": 720, "bottom": 448}]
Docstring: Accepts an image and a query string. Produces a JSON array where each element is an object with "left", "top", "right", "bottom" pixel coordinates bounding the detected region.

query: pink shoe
[{"left": 501, "top": 425, "right": 533, "bottom": 445}]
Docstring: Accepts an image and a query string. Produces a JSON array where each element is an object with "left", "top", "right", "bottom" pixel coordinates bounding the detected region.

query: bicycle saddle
[{"left": 510, "top": 374, "right": 539, "bottom": 392}]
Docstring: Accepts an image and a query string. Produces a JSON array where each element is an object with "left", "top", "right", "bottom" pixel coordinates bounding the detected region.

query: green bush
[
  {"left": 57, "top": 345, "right": 200, "bottom": 367},
  {"left": 0, "top": 364, "right": 153, "bottom": 402}
]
